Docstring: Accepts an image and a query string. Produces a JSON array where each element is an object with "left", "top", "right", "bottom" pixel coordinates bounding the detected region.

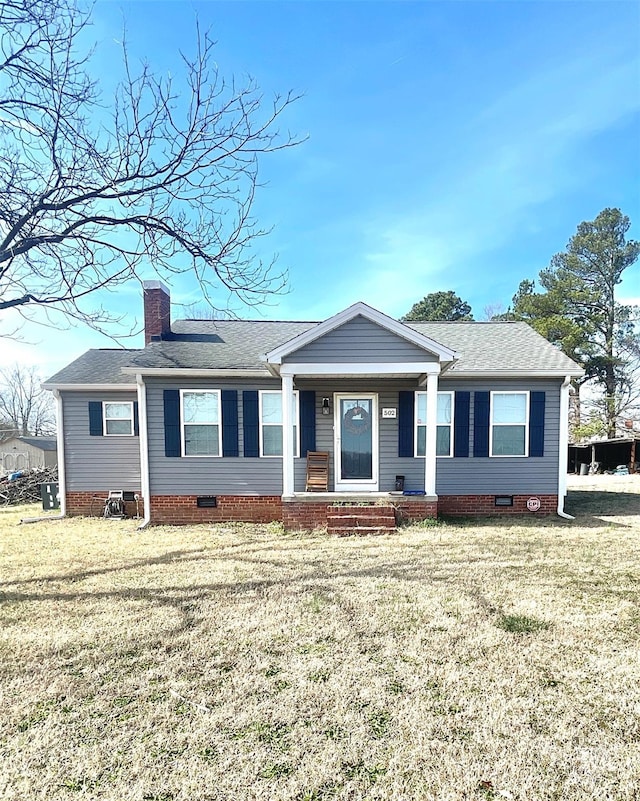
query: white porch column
[
  {"left": 281, "top": 371, "right": 295, "bottom": 496},
  {"left": 425, "top": 370, "right": 439, "bottom": 496}
]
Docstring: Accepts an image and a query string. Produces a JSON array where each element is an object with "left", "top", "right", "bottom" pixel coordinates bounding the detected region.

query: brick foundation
[
  {"left": 281, "top": 501, "right": 332, "bottom": 530},
  {"left": 64, "top": 491, "right": 558, "bottom": 525},
  {"left": 149, "top": 495, "right": 282, "bottom": 525},
  {"left": 66, "top": 491, "right": 144, "bottom": 518},
  {"left": 393, "top": 498, "right": 439, "bottom": 524},
  {"left": 438, "top": 494, "right": 558, "bottom": 516}
]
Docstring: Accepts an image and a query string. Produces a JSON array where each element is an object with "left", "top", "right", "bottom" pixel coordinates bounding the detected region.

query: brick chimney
[{"left": 143, "top": 280, "right": 171, "bottom": 345}]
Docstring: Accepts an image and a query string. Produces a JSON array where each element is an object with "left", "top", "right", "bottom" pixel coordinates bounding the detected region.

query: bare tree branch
[
  {"left": 0, "top": 363, "right": 56, "bottom": 436},
  {"left": 0, "top": 0, "right": 303, "bottom": 332}
]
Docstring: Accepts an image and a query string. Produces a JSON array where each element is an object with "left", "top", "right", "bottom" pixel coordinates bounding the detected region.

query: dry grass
[{"left": 1, "top": 480, "right": 639, "bottom": 801}]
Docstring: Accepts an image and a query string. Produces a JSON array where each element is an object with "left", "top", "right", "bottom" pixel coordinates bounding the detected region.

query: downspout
[
  {"left": 136, "top": 374, "right": 152, "bottom": 529},
  {"left": 21, "top": 388, "right": 66, "bottom": 523},
  {"left": 557, "top": 375, "right": 574, "bottom": 520}
]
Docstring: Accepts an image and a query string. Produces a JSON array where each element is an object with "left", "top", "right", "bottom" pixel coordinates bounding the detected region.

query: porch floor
[{"left": 282, "top": 491, "right": 437, "bottom": 503}]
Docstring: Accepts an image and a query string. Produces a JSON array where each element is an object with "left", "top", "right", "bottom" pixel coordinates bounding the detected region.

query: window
[
  {"left": 490, "top": 392, "right": 529, "bottom": 457},
  {"left": 181, "top": 390, "right": 221, "bottom": 457},
  {"left": 103, "top": 402, "right": 133, "bottom": 436},
  {"left": 415, "top": 392, "right": 454, "bottom": 457},
  {"left": 259, "top": 390, "right": 299, "bottom": 457}
]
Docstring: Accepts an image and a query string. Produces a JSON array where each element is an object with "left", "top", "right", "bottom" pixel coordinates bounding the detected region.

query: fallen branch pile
[{"left": 0, "top": 467, "right": 59, "bottom": 505}]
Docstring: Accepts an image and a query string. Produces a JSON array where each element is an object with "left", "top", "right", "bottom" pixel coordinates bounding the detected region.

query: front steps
[{"left": 326, "top": 504, "right": 397, "bottom": 536}]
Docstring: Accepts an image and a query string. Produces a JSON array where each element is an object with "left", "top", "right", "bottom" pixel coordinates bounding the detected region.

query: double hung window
[
  {"left": 259, "top": 391, "right": 299, "bottom": 457},
  {"left": 103, "top": 402, "right": 133, "bottom": 436},
  {"left": 181, "top": 390, "right": 221, "bottom": 456},
  {"left": 415, "top": 392, "right": 454, "bottom": 457},
  {"left": 490, "top": 392, "right": 529, "bottom": 456}
]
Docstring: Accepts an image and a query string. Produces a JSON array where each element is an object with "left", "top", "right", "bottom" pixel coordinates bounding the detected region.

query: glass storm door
[{"left": 334, "top": 394, "right": 378, "bottom": 491}]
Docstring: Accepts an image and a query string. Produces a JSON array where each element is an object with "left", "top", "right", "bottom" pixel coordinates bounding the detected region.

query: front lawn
[{"left": 0, "top": 484, "right": 638, "bottom": 800}]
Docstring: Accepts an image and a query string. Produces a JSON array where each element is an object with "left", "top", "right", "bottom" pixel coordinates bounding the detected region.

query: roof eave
[
  {"left": 41, "top": 382, "right": 137, "bottom": 391},
  {"left": 445, "top": 368, "right": 585, "bottom": 378},
  {"left": 120, "top": 367, "right": 272, "bottom": 378}
]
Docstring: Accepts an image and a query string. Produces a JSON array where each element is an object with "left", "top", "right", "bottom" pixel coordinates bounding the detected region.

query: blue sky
[{"left": 2, "top": 0, "right": 639, "bottom": 374}]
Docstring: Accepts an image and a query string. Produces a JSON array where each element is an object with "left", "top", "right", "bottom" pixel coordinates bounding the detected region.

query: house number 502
[{"left": 382, "top": 408, "right": 397, "bottom": 419}]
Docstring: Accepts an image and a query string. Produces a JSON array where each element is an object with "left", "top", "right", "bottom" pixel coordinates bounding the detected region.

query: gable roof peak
[{"left": 263, "top": 301, "right": 458, "bottom": 365}]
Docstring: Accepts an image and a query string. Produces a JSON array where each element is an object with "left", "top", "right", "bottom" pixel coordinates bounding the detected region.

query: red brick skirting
[
  {"left": 149, "top": 495, "right": 282, "bottom": 525},
  {"left": 438, "top": 494, "right": 558, "bottom": 515},
  {"left": 393, "top": 499, "right": 439, "bottom": 524},
  {"left": 282, "top": 501, "right": 331, "bottom": 530},
  {"left": 66, "top": 491, "right": 144, "bottom": 518},
  {"left": 65, "top": 492, "right": 558, "bottom": 525}
]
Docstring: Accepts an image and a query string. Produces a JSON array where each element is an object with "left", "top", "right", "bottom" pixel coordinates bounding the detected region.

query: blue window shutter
[
  {"left": 88, "top": 401, "right": 103, "bottom": 436},
  {"left": 243, "top": 391, "right": 259, "bottom": 457},
  {"left": 163, "top": 390, "right": 181, "bottom": 457},
  {"left": 299, "top": 391, "right": 316, "bottom": 457},
  {"left": 221, "top": 390, "right": 239, "bottom": 457},
  {"left": 133, "top": 401, "right": 140, "bottom": 436},
  {"left": 529, "top": 391, "right": 545, "bottom": 457},
  {"left": 398, "top": 391, "right": 415, "bottom": 457},
  {"left": 453, "top": 391, "right": 470, "bottom": 457},
  {"left": 473, "top": 392, "right": 490, "bottom": 457}
]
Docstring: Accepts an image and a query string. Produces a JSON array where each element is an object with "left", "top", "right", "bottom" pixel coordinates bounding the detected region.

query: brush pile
[{"left": 0, "top": 467, "right": 59, "bottom": 505}]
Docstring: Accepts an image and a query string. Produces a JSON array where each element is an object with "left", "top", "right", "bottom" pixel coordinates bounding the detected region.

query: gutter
[
  {"left": 557, "top": 375, "right": 574, "bottom": 520},
  {"left": 136, "top": 374, "right": 152, "bottom": 529},
  {"left": 41, "top": 383, "right": 137, "bottom": 391},
  {"left": 445, "top": 369, "right": 585, "bottom": 379},
  {"left": 21, "top": 389, "right": 67, "bottom": 524}
]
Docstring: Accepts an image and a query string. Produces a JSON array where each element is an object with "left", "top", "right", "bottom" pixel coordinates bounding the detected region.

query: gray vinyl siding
[
  {"left": 293, "top": 378, "right": 560, "bottom": 494},
  {"left": 62, "top": 391, "right": 141, "bottom": 491},
  {"left": 435, "top": 378, "right": 560, "bottom": 494},
  {"left": 143, "top": 376, "right": 561, "bottom": 497},
  {"left": 286, "top": 316, "right": 439, "bottom": 364},
  {"left": 146, "top": 377, "right": 286, "bottom": 495}
]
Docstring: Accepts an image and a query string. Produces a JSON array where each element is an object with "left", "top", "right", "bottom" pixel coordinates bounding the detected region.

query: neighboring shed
[
  {"left": 569, "top": 436, "right": 639, "bottom": 474},
  {"left": 0, "top": 436, "right": 58, "bottom": 473}
]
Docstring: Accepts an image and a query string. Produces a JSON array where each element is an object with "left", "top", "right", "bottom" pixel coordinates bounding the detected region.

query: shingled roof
[
  {"left": 43, "top": 349, "right": 142, "bottom": 387},
  {"left": 43, "top": 314, "right": 582, "bottom": 386},
  {"left": 12, "top": 436, "right": 58, "bottom": 451},
  {"left": 407, "top": 321, "right": 579, "bottom": 373}
]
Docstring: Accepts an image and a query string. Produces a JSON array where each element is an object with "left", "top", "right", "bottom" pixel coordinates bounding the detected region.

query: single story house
[
  {"left": 43, "top": 282, "right": 583, "bottom": 527},
  {"left": 1, "top": 436, "right": 58, "bottom": 473}
]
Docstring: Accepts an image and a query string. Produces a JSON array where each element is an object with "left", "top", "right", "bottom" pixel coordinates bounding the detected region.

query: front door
[{"left": 334, "top": 394, "right": 378, "bottom": 491}]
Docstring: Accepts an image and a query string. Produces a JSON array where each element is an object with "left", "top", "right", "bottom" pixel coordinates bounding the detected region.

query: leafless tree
[
  {"left": 481, "top": 302, "right": 505, "bottom": 321},
  {"left": 0, "top": 364, "right": 55, "bottom": 437},
  {"left": 0, "top": 0, "right": 301, "bottom": 333}
]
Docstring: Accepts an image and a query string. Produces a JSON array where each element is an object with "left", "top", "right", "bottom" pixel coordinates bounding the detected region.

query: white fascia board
[
  {"left": 444, "top": 369, "right": 585, "bottom": 379},
  {"left": 120, "top": 367, "right": 271, "bottom": 378},
  {"left": 41, "top": 382, "right": 137, "bottom": 391},
  {"left": 280, "top": 362, "right": 441, "bottom": 377},
  {"left": 264, "top": 302, "right": 458, "bottom": 364}
]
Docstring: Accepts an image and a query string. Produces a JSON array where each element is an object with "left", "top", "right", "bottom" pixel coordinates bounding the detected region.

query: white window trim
[
  {"left": 415, "top": 391, "right": 454, "bottom": 458},
  {"left": 490, "top": 390, "right": 530, "bottom": 458},
  {"left": 103, "top": 401, "right": 134, "bottom": 437},
  {"left": 259, "top": 389, "right": 300, "bottom": 458},
  {"left": 180, "top": 389, "right": 222, "bottom": 458}
]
